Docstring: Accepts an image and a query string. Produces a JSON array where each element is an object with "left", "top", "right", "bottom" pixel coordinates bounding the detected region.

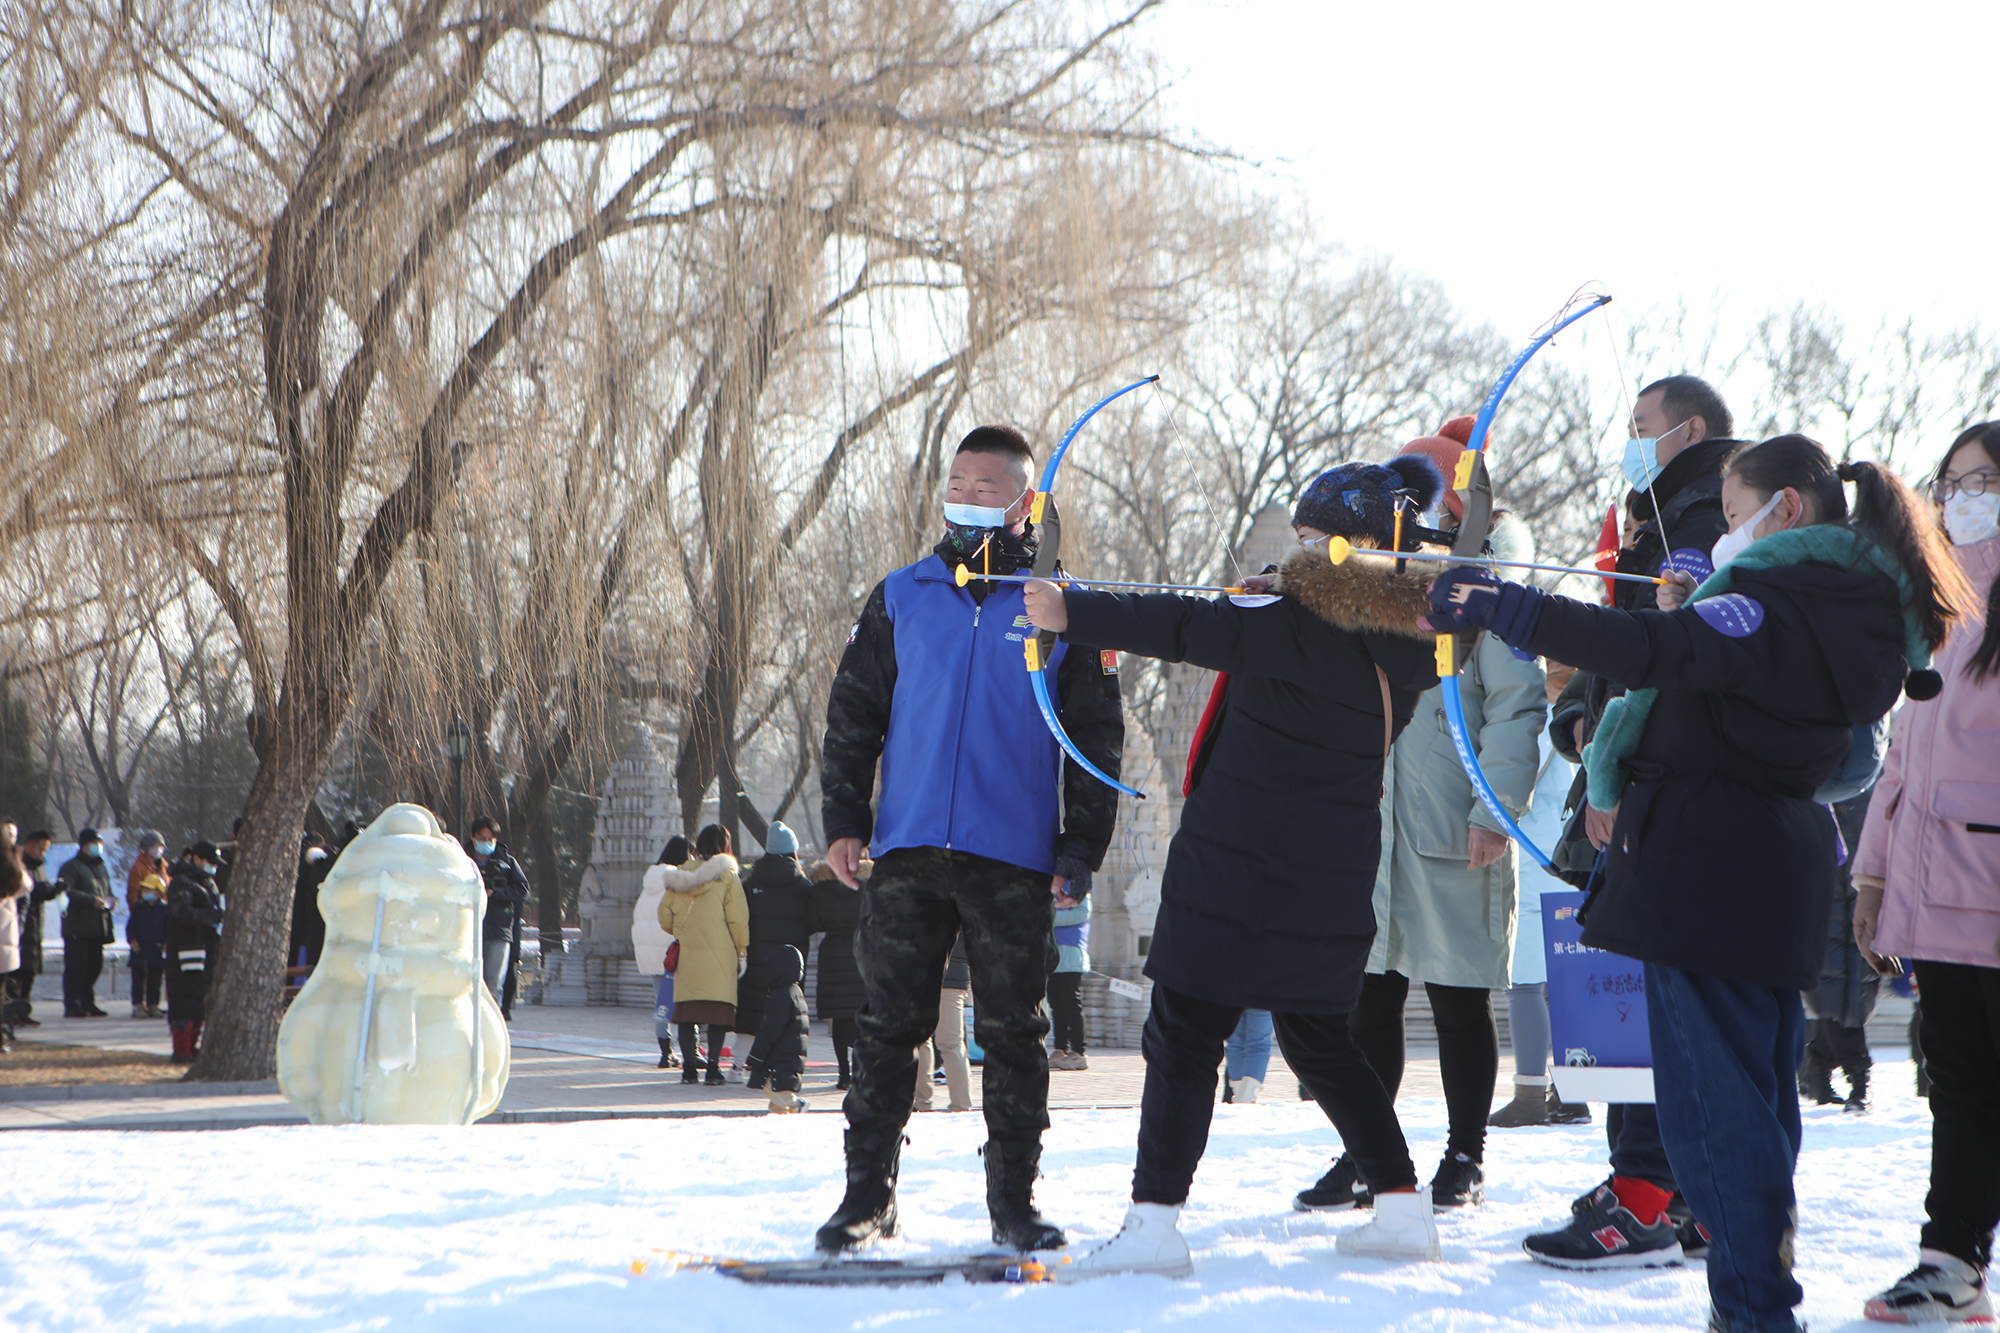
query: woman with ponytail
[
  {"left": 1424, "top": 433, "right": 1965, "bottom": 1333},
  {"left": 1850, "top": 420, "right": 2000, "bottom": 1326}
]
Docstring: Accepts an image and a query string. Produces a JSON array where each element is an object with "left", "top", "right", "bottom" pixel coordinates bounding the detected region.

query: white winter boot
[
  {"left": 1229, "top": 1076, "right": 1262, "bottom": 1104},
  {"left": 1059, "top": 1202, "right": 1194, "bottom": 1280},
  {"left": 1334, "top": 1189, "right": 1442, "bottom": 1261}
]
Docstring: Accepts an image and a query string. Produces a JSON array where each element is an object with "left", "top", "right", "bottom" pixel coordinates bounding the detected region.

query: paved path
[{"left": 1, "top": 998, "right": 1449, "bottom": 1131}]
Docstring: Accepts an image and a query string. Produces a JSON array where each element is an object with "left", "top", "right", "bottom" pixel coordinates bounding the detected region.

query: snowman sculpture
[{"left": 277, "top": 804, "right": 509, "bottom": 1124}]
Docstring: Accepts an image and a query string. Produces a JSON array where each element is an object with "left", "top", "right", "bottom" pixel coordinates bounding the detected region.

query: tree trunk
[
  {"left": 183, "top": 729, "right": 330, "bottom": 1081},
  {"left": 529, "top": 806, "right": 563, "bottom": 959}
]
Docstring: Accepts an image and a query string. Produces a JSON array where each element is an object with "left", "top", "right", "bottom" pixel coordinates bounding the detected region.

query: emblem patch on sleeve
[
  {"left": 1692, "top": 593, "right": 1765, "bottom": 638},
  {"left": 1100, "top": 650, "right": 1119, "bottom": 675},
  {"left": 846, "top": 622, "right": 858, "bottom": 645}
]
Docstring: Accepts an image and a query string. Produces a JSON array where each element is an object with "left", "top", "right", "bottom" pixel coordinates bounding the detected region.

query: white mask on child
[
  {"left": 1943, "top": 491, "right": 2000, "bottom": 547},
  {"left": 1710, "top": 490, "right": 1787, "bottom": 571}
]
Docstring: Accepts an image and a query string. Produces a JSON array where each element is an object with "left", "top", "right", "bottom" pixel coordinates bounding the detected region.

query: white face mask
[
  {"left": 1943, "top": 490, "right": 2000, "bottom": 547},
  {"left": 1710, "top": 490, "right": 1788, "bottom": 570},
  {"left": 941, "top": 489, "right": 1025, "bottom": 530}
]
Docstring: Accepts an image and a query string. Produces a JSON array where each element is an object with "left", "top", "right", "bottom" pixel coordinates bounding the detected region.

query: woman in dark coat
[
  {"left": 1029, "top": 456, "right": 1448, "bottom": 1276},
  {"left": 808, "top": 857, "right": 866, "bottom": 1089},
  {"left": 1424, "top": 436, "right": 1963, "bottom": 1333},
  {"left": 734, "top": 822, "right": 820, "bottom": 1057}
]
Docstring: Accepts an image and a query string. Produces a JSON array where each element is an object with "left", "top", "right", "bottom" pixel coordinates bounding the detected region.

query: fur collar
[
  {"left": 652, "top": 854, "right": 740, "bottom": 894},
  {"left": 1275, "top": 548, "right": 1435, "bottom": 639}
]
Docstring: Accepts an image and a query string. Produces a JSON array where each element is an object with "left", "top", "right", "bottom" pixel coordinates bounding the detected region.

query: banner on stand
[{"left": 1542, "top": 889, "right": 1654, "bottom": 1104}]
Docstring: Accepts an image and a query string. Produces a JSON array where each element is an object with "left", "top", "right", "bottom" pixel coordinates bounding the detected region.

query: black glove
[{"left": 1425, "top": 566, "right": 1546, "bottom": 647}]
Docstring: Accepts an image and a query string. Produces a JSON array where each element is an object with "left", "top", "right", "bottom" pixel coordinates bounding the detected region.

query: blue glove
[{"left": 1425, "top": 566, "right": 1546, "bottom": 648}]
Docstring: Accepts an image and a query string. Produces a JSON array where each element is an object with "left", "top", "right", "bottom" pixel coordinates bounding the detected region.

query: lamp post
[{"left": 445, "top": 716, "right": 470, "bottom": 844}]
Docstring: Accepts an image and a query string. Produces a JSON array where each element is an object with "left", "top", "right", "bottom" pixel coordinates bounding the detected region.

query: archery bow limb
[
  {"left": 1435, "top": 293, "right": 1612, "bottom": 870},
  {"left": 1024, "top": 376, "right": 1159, "bottom": 801}
]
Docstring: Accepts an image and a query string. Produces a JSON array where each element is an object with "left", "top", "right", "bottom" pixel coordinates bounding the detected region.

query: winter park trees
[{"left": 1, "top": 0, "right": 1997, "bottom": 1090}]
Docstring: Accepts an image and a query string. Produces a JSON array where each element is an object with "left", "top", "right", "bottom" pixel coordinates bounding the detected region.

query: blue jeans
[
  {"left": 1225, "top": 1008, "right": 1273, "bottom": 1083},
  {"left": 481, "top": 936, "right": 512, "bottom": 1001},
  {"left": 1646, "top": 962, "right": 1804, "bottom": 1333},
  {"left": 654, "top": 974, "right": 676, "bottom": 1040}
]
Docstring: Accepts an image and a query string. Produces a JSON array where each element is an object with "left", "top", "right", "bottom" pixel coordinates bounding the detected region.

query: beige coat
[
  {"left": 0, "top": 864, "right": 25, "bottom": 973},
  {"left": 656, "top": 855, "right": 749, "bottom": 1007}
]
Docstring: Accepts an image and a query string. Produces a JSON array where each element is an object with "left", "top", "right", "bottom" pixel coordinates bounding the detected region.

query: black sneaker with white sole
[
  {"left": 1293, "top": 1153, "right": 1373, "bottom": 1212},
  {"left": 1430, "top": 1152, "right": 1485, "bottom": 1209},
  {"left": 1523, "top": 1184, "right": 1685, "bottom": 1269}
]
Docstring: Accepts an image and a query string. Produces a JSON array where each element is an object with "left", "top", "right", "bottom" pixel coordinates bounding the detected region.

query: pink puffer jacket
[{"left": 1853, "top": 535, "right": 2000, "bottom": 969}]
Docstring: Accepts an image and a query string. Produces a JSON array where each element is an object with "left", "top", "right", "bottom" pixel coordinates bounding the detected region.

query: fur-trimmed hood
[
  {"left": 1275, "top": 547, "right": 1435, "bottom": 639},
  {"left": 645, "top": 853, "right": 741, "bottom": 896}
]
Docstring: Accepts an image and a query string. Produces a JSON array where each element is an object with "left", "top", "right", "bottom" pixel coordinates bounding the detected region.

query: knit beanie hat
[
  {"left": 765, "top": 822, "right": 799, "bottom": 856},
  {"left": 1292, "top": 455, "right": 1447, "bottom": 548},
  {"left": 1397, "top": 416, "right": 1483, "bottom": 521}
]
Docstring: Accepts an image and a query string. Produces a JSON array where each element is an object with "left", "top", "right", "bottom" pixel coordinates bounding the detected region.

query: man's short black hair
[
  {"left": 955, "top": 425, "right": 1035, "bottom": 469},
  {"left": 1641, "top": 375, "right": 1734, "bottom": 439},
  {"left": 469, "top": 815, "right": 500, "bottom": 837},
  {"left": 23, "top": 829, "right": 52, "bottom": 842}
]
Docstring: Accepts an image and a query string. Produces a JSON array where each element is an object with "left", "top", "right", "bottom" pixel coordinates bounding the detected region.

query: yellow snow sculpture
[{"left": 276, "top": 803, "right": 508, "bottom": 1124}]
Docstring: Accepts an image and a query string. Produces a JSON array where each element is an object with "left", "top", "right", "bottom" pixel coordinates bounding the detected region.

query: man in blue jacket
[{"left": 816, "top": 424, "right": 1123, "bottom": 1254}]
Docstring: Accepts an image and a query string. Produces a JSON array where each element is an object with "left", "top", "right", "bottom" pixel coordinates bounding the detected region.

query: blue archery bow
[
  {"left": 1023, "top": 375, "right": 1158, "bottom": 800},
  {"left": 1437, "top": 294, "right": 1611, "bottom": 869}
]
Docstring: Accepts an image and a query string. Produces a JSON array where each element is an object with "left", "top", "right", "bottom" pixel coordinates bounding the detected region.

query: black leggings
[
  {"left": 830, "top": 1015, "right": 858, "bottom": 1080},
  {"left": 1047, "top": 971, "right": 1085, "bottom": 1053},
  {"left": 677, "top": 1023, "right": 727, "bottom": 1072},
  {"left": 1132, "top": 981, "right": 1415, "bottom": 1205},
  {"left": 1350, "top": 970, "right": 1497, "bottom": 1162}
]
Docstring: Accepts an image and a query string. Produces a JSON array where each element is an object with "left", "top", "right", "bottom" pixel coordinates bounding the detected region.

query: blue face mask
[
  {"left": 1620, "top": 420, "right": 1694, "bottom": 492},
  {"left": 473, "top": 840, "right": 497, "bottom": 857}
]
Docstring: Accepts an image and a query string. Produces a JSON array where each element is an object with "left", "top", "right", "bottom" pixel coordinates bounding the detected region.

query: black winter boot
[
  {"left": 658, "top": 1038, "right": 677, "bottom": 1070},
  {"left": 1796, "top": 1045, "right": 1840, "bottom": 1105},
  {"left": 1842, "top": 1064, "right": 1871, "bottom": 1114},
  {"left": 984, "top": 1139, "right": 1066, "bottom": 1251},
  {"left": 815, "top": 1128, "right": 903, "bottom": 1254}
]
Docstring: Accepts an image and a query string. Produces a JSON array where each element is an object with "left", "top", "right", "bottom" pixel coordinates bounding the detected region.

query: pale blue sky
[{"left": 1151, "top": 0, "right": 1996, "bottom": 340}]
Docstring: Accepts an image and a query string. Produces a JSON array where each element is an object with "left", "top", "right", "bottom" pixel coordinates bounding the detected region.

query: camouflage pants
[{"left": 846, "top": 846, "right": 1056, "bottom": 1145}]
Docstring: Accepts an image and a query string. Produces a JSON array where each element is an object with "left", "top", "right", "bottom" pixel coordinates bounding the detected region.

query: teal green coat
[{"left": 1369, "top": 518, "right": 1548, "bottom": 990}]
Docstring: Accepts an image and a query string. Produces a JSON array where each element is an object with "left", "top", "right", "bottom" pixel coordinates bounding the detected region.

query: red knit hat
[{"left": 1397, "top": 416, "right": 1482, "bottom": 521}]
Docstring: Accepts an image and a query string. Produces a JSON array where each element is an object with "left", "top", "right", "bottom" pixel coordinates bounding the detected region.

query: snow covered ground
[{"left": 3, "top": 1062, "right": 1932, "bottom": 1332}]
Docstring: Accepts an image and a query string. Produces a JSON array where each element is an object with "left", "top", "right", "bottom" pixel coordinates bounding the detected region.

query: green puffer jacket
[{"left": 1368, "top": 515, "right": 1548, "bottom": 990}]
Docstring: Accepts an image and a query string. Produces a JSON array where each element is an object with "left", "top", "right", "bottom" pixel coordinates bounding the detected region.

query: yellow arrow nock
[
  {"left": 1324, "top": 535, "right": 1352, "bottom": 565},
  {"left": 954, "top": 563, "right": 973, "bottom": 587}
]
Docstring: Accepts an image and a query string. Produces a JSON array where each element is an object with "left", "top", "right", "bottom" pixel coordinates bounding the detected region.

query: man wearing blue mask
[
  {"left": 1528, "top": 374, "right": 1741, "bottom": 1270},
  {"left": 816, "top": 424, "right": 1123, "bottom": 1256},
  {"left": 466, "top": 816, "right": 528, "bottom": 1011},
  {"left": 58, "top": 828, "right": 115, "bottom": 1017}
]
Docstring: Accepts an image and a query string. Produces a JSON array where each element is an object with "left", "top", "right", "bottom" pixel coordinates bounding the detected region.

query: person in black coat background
[
  {"left": 1799, "top": 791, "right": 1880, "bottom": 1112},
  {"left": 751, "top": 945, "right": 812, "bottom": 1113},
  {"left": 1031, "top": 455, "right": 1448, "bottom": 1276},
  {"left": 288, "top": 833, "right": 333, "bottom": 971},
  {"left": 736, "top": 822, "right": 819, "bottom": 1072},
  {"left": 467, "top": 816, "right": 528, "bottom": 1009},
  {"left": 808, "top": 857, "right": 865, "bottom": 1089},
  {"left": 166, "top": 841, "right": 227, "bottom": 1063},
  {"left": 1426, "top": 436, "right": 1966, "bottom": 1333}
]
